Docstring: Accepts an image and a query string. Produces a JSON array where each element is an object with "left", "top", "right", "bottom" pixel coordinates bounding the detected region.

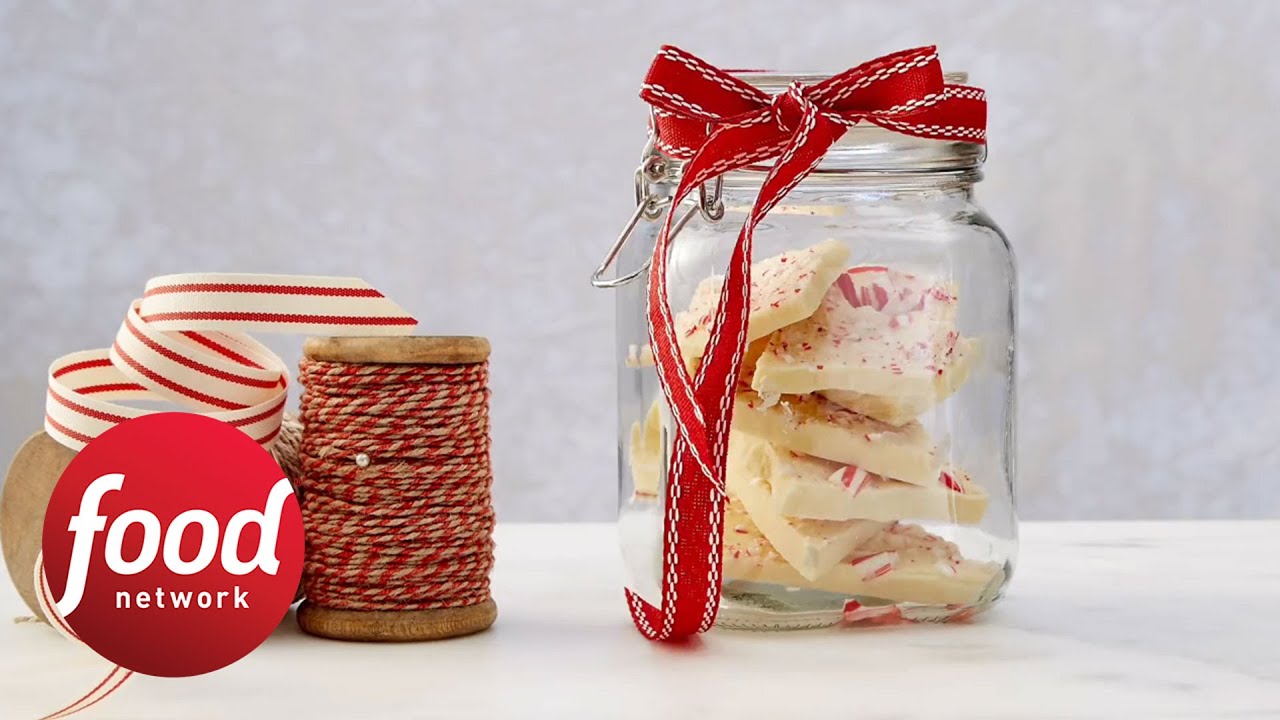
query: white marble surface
[
  {"left": 1, "top": 521, "right": 1278, "bottom": 719},
  {"left": 1, "top": 2, "right": 1279, "bottom": 522}
]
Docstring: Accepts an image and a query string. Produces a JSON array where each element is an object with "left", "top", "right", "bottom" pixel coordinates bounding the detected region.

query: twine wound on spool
[
  {"left": 270, "top": 413, "right": 305, "bottom": 492},
  {"left": 295, "top": 336, "right": 497, "bottom": 641}
]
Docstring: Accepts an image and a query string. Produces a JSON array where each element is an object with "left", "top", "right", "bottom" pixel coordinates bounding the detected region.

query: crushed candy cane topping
[{"left": 765, "top": 265, "right": 963, "bottom": 378}]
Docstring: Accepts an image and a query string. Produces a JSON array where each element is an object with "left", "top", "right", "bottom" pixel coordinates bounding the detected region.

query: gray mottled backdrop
[{"left": 1, "top": 1, "right": 1277, "bottom": 520}]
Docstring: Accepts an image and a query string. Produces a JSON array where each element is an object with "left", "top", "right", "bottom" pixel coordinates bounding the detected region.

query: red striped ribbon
[
  {"left": 32, "top": 553, "right": 134, "bottom": 720},
  {"left": 45, "top": 273, "right": 417, "bottom": 451},
  {"left": 31, "top": 273, "right": 415, "bottom": 716},
  {"left": 628, "top": 45, "right": 985, "bottom": 641}
]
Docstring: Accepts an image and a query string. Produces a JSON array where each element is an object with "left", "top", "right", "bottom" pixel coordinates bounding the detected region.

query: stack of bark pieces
[{"left": 629, "top": 240, "right": 1000, "bottom": 607}]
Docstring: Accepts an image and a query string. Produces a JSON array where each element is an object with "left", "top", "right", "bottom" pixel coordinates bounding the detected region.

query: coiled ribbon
[
  {"left": 630, "top": 45, "right": 986, "bottom": 640},
  {"left": 45, "top": 273, "right": 416, "bottom": 451},
  {"left": 32, "top": 273, "right": 415, "bottom": 716}
]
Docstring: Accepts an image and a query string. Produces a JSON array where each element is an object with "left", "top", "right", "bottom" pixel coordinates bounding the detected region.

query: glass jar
[{"left": 603, "top": 71, "right": 1016, "bottom": 630}]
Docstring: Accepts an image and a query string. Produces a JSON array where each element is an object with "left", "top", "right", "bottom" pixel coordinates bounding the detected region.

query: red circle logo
[{"left": 41, "top": 413, "right": 304, "bottom": 677}]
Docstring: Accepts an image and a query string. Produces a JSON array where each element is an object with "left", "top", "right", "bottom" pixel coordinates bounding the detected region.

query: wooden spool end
[
  {"left": 296, "top": 335, "right": 496, "bottom": 642},
  {"left": 1, "top": 431, "right": 78, "bottom": 622},
  {"left": 303, "top": 336, "right": 490, "bottom": 365},
  {"left": 296, "top": 598, "right": 497, "bottom": 642}
]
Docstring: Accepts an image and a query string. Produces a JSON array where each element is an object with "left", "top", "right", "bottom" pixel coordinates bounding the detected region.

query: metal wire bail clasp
[{"left": 591, "top": 132, "right": 723, "bottom": 289}]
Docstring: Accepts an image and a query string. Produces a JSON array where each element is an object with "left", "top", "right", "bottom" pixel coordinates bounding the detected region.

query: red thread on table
[{"left": 297, "top": 359, "right": 495, "bottom": 612}]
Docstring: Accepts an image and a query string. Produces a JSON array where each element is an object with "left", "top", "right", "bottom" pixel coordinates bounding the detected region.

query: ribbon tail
[
  {"left": 634, "top": 111, "right": 837, "bottom": 640},
  {"left": 32, "top": 553, "right": 135, "bottom": 720},
  {"left": 633, "top": 118, "right": 787, "bottom": 640}
]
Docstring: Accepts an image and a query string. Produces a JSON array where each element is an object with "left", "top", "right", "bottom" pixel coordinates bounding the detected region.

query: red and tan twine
[{"left": 297, "top": 359, "right": 495, "bottom": 612}]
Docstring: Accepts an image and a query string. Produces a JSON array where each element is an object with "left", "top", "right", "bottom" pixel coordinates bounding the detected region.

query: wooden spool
[
  {"left": 295, "top": 336, "right": 498, "bottom": 642},
  {"left": 1, "top": 431, "right": 77, "bottom": 621}
]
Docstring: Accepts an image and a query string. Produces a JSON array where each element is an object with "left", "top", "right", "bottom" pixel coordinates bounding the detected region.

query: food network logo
[
  {"left": 57, "top": 472, "right": 294, "bottom": 616},
  {"left": 41, "top": 413, "right": 304, "bottom": 677}
]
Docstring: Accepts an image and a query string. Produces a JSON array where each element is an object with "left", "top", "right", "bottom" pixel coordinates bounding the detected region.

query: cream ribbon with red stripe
[
  {"left": 33, "top": 273, "right": 414, "bottom": 717},
  {"left": 45, "top": 273, "right": 416, "bottom": 451},
  {"left": 31, "top": 551, "right": 134, "bottom": 720}
]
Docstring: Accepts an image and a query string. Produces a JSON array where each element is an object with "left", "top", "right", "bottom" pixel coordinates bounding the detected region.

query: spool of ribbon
[
  {"left": 630, "top": 45, "right": 987, "bottom": 641},
  {"left": 30, "top": 273, "right": 415, "bottom": 717},
  {"left": 44, "top": 273, "right": 416, "bottom": 451}
]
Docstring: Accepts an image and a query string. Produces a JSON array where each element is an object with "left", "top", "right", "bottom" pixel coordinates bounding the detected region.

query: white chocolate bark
[
  {"left": 733, "top": 389, "right": 942, "bottom": 486},
  {"left": 674, "top": 239, "right": 849, "bottom": 361},
  {"left": 727, "top": 434, "right": 884, "bottom": 580},
  {"left": 752, "top": 266, "right": 975, "bottom": 425},
  {"left": 722, "top": 501, "right": 1000, "bottom": 606},
  {"left": 726, "top": 430, "right": 988, "bottom": 523},
  {"left": 628, "top": 400, "right": 663, "bottom": 497},
  {"left": 819, "top": 337, "right": 978, "bottom": 426}
]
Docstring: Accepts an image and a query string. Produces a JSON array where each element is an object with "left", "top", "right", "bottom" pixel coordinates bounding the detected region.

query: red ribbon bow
[{"left": 627, "top": 45, "right": 987, "bottom": 641}]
